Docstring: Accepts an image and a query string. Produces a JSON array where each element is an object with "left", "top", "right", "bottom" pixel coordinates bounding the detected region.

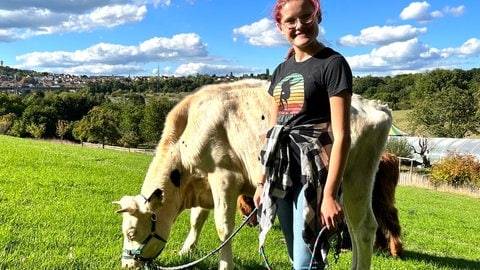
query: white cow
[{"left": 114, "top": 79, "right": 392, "bottom": 270}]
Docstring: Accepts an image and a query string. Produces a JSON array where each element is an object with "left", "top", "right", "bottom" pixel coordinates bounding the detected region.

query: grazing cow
[
  {"left": 114, "top": 79, "right": 392, "bottom": 270},
  {"left": 372, "top": 152, "right": 403, "bottom": 257}
]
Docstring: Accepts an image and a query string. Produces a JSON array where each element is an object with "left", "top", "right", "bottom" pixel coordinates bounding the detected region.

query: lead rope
[
  {"left": 261, "top": 224, "right": 343, "bottom": 270},
  {"left": 148, "top": 208, "right": 258, "bottom": 270}
]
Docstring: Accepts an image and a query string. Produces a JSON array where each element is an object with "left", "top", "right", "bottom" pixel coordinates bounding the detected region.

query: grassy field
[
  {"left": 391, "top": 110, "right": 412, "bottom": 134},
  {"left": 1, "top": 135, "right": 479, "bottom": 269}
]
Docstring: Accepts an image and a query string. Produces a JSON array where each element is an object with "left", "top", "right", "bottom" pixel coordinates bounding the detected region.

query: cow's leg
[
  {"left": 384, "top": 207, "right": 403, "bottom": 258},
  {"left": 180, "top": 207, "right": 210, "bottom": 254},
  {"left": 208, "top": 171, "right": 241, "bottom": 270},
  {"left": 343, "top": 170, "right": 377, "bottom": 270}
]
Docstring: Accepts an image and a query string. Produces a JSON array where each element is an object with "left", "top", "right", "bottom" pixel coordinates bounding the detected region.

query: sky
[{"left": 0, "top": 0, "right": 479, "bottom": 78}]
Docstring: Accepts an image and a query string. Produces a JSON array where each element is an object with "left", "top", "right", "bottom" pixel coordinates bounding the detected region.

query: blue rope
[
  {"left": 151, "top": 208, "right": 258, "bottom": 270},
  {"left": 260, "top": 225, "right": 328, "bottom": 270},
  {"left": 309, "top": 226, "right": 328, "bottom": 269}
]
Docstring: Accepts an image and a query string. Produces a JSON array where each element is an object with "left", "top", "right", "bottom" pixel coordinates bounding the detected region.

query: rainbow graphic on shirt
[{"left": 272, "top": 73, "right": 305, "bottom": 120}]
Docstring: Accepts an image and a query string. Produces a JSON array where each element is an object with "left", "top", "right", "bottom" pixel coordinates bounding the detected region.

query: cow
[
  {"left": 338, "top": 152, "right": 404, "bottom": 257},
  {"left": 114, "top": 79, "right": 392, "bottom": 270},
  {"left": 237, "top": 152, "right": 404, "bottom": 257},
  {"left": 371, "top": 152, "right": 403, "bottom": 257},
  {"left": 239, "top": 152, "right": 403, "bottom": 258}
]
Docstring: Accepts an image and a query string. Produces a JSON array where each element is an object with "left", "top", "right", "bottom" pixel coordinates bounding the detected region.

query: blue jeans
[{"left": 276, "top": 184, "right": 326, "bottom": 270}]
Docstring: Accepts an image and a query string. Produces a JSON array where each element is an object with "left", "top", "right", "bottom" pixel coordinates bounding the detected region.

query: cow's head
[
  {"left": 115, "top": 164, "right": 213, "bottom": 268},
  {"left": 113, "top": 189, "right": 167, "bottom": 268}
]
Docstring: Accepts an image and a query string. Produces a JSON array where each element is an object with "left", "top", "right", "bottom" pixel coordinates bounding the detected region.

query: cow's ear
[
  {"left": 113, "top": 196, "right": 138, "bottom": 214},
  {"left": 170, "top": 169, "right": 181, "bottom": 187},
  {"left": 145, "top": 188, "right": 163, "bottom": 210}
]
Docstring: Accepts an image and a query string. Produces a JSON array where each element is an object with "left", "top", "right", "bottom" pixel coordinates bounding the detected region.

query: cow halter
[{"left": 122, "top": 212, "right": 168, "bottom": 263}]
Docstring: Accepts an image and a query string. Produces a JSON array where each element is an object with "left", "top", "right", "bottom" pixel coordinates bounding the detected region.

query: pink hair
[
  {"left": 272, "top": 0, "right": 322, "bottom": 59},
  {"left": 272, "top": 0, "right": 322, "bottom": 25}
]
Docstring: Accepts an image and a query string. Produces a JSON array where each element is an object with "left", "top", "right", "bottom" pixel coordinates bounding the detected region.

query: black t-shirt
[
  {"left": 268, "top": 47, "right": 353, "bottom": 126},
  {"left": 268, "top": 47, "right": 353, "bottom": 178}
]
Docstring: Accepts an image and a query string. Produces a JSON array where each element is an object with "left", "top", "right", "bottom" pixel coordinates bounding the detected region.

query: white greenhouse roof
[{"left": 389, "top": 136, "right": 480, "bottom": 163}]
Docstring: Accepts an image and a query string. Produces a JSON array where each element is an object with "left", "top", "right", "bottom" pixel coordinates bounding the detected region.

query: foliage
[
  {"left": 1, "top": 135, "right": 480, "bottom": 269},
  {"left": 1, "top": 67, "right": 480, "bottom": 144},
  {"left": 56, "top": 119, "right": 71, "bottom": 140},
  {"left": 84, "top": 103, "right": 121, "bottom": 146},
  {"left": 410, "top": 86, "right": 479, "bottom": 138},
  {"left": 72, "top": 118, "right": 89, "bottom": 142},
  {"left": 0, "top": 93, "right": 25, "bottom": 116},
  {"left": 140, "top": 97, "right": 177, "bottom": 144},
  {"left": 25, "top": 122, "right": 46, "bottom": 138},
  {"left": 7, "top": 118, "right": 27, "bottom": 137},
  {"left": 0, "top": 113, "right": 16, "bottom": 134},
  {"left": 385, "top": 137, "right": 412, "bottom": 159},
  {"left": 431, "top": 151, "right": 480, "bottom": 188}
]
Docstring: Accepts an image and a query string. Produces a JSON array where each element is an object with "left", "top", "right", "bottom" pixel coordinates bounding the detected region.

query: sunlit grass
[
  {"left": 1, "top": 135, "right": 479, "bottom": 269},
  {"left": 392, "top": 110, "right": 412, "bottom": 134}
]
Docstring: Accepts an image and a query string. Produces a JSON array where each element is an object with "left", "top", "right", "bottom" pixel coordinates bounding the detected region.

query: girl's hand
[
  {"left": 253, "top": 183, "right": 264, "bottom": 209},
  {"left": 320, "top": 195, "right": 343, "bottom": 230}
]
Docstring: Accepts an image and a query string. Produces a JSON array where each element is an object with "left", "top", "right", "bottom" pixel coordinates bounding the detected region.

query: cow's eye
[{"left": 127, "top": 229, "right": 136, "bottom": 241}]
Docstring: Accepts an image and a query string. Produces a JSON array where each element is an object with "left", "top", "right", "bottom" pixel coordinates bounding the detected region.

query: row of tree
[
  {"left": 0, "top": 90, "right": 177, "bottom": 147},
  {"left": 1, "top": 68, "right": 480, "bottom": 147}
]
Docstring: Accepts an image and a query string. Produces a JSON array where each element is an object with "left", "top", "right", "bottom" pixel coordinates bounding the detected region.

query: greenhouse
[{"left": 388, "top": 136, "right": 480, "bottom": 164}]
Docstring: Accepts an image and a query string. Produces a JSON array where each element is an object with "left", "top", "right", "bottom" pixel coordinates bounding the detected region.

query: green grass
[
  {"left": 1, "top": 135, "right": 479, "bottom": 269},
  {"left": 392, "top": 110, "right": 412, "bottom": 134}
]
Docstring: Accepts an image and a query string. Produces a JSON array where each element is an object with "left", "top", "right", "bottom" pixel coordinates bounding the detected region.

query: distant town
[{"left": 0, "top": 62, "right": 270, "bottom": 94}]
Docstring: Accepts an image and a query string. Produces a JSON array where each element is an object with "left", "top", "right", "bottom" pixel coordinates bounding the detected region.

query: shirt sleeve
[{"left": 323, "top": 55, "right": 353, "bottom": 97}]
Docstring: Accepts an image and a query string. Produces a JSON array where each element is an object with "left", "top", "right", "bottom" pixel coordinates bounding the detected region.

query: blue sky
[{"left": 0, "top": 0, "right": 478, "bottom": 77}]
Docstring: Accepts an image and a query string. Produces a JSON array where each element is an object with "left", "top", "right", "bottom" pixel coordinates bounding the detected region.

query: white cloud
[
  {"left": 15, "top": 34, "right": 209, "bottom": 71},
  {"left": 440, "top": 38, "right": 480, "bottom": 58},
  {"left": 0, "top": 1, "right": 162, "bottom": 41},
  {"left": 233, "top": 18, "right": 286, "bottom": 47},
  {"left": 399, "top": 1, "right": 443, "bottom": 23},
  {"left": 338, "top": 25, "right": 427, "bottom": 47},
  {"left": 444, "top": 5, "right": 465, "bottom": 17},
  {"left": 399, "top": 2, "right": 464, "bottom": 23},
  {"left": 139, "top": 33, "right": 208, "bottom": 58},
  {"left": 346, "top": 38, "right": 440, "bottom": 73},
  {"left": 346, "top": 36, "right": 480, "bottom": 76}
]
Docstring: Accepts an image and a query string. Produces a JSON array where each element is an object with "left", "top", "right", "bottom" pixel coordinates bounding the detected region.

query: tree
[
  {"left": 410, "top": 86, "right": 479, "bottom": 138},
  {"left": 56, "top": 120, "right": 71, "bottom": 140},
  {"left": 0, "top": 113, "right": 16, "bottom": 134},
  {"left": 72, "top": 118, "right": 89, "bottom": 144},
  {"left": 140, "top": 97, "right": 176, "bottom": 144},
  {"left": 0, "top": 93, "right": 25, "bottom": 116},
  {"left": 411, "top": 136, "right": 434, "bottom": 167},
  {"left": 21, "top": 104, "right": 58, "bottom": 138},
  {"left": 86, "top": 104, "right": 121, "bottom": 147},
  {"left": 118, "top": 102, "right": 144, "bottom": 147},
  {"left": 385, "top": 137, "right": 412, "bottom": 159},
  {"left": 26, "top": 122, "right": 46, "bottom": 139}
]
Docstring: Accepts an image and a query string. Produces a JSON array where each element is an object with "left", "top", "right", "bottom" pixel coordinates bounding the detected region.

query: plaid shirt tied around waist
[{"left": 258, "top": 122, "right": 333, "bottom": 264}]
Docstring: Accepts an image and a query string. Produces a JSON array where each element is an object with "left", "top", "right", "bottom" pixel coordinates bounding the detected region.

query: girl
[{"left": 253, "top": 0, "right": 352, "bottom": 269}]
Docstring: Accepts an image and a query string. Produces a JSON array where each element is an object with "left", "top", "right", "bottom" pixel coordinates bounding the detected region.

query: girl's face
[{"left": 276, "top": 0, "right": 319, "bottom": 52}]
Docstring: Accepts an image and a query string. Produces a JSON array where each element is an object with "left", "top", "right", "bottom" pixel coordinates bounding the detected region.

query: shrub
[
  {"left": 0, "top": 113, "right": 16, "bottom": 134},
  {"left": 385, "top": 137, "right": 412, "bottom": 159},
  {"left": 431, "top": 151, "right": 480, "bottom": 188}
]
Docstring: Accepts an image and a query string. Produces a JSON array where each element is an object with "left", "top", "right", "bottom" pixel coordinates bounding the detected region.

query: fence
[
  {"left": 398, "top": 172, "right": 479, "bottom": 198},
  {"left": 80, "top": 143, "right": 478, "bottom": 197},
  {"left": 82, "top": 142, "right": 155, "bottom": 155}
]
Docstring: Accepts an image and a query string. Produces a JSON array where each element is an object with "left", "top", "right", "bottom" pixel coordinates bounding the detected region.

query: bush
[
  {"left": 431, "top": 151, "right": 480, "bottom": 188},
  {"left": 385, "top": 137, "right": 412, "bottom": 159}
]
